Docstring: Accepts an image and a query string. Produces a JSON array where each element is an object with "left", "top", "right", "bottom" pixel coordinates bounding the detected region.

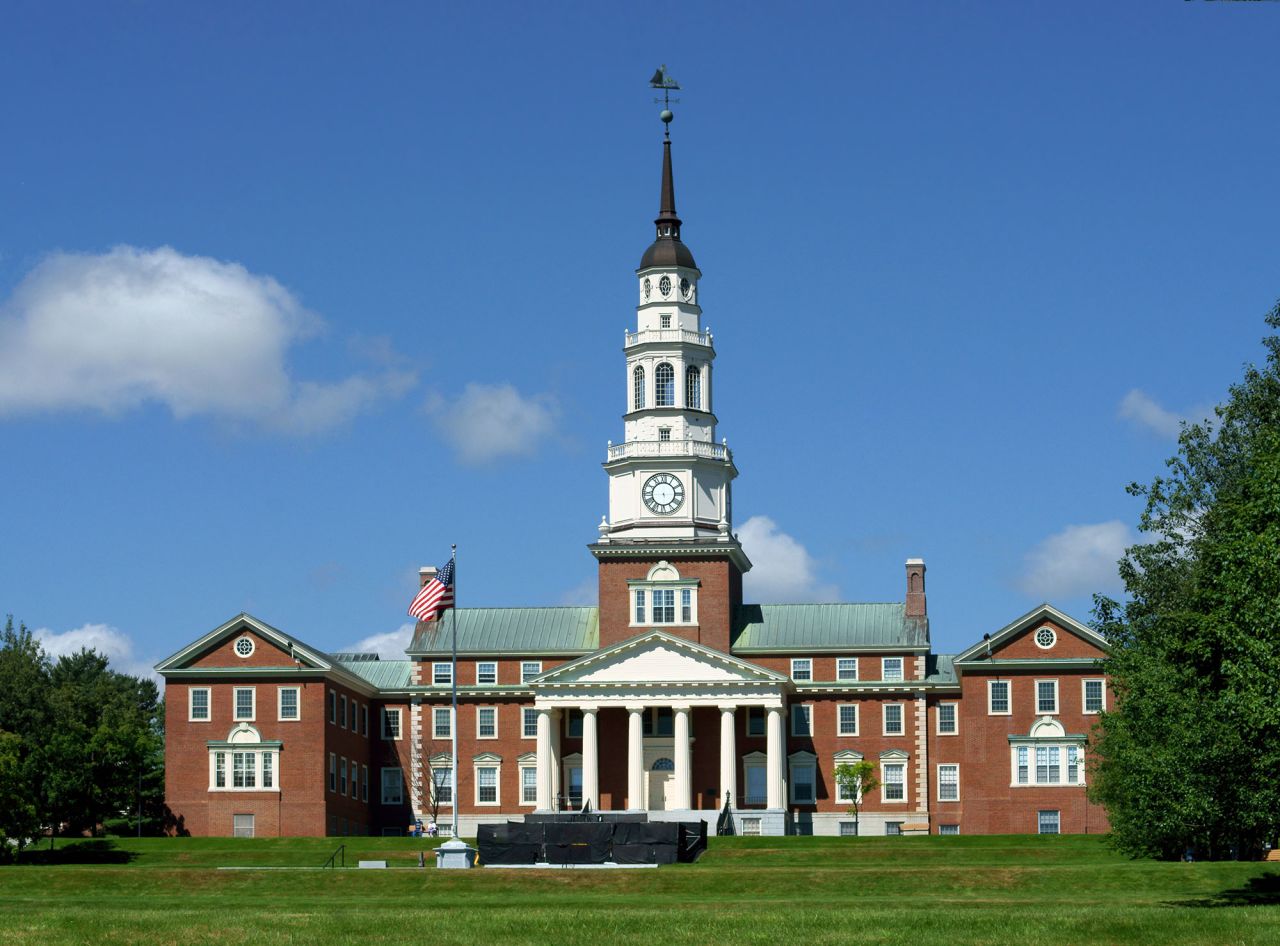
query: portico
[{"left": 529, "top": 630, "right": 789, "bottom": 820}]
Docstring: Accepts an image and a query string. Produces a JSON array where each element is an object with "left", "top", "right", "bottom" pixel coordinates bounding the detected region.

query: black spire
[{"left": 640, "top": 136, "right": 697, "bottom": 270}]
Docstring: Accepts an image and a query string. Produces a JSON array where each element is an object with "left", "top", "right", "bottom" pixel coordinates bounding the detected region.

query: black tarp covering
[
  {"left": 678, "top": 821, "right": 708, "bottom": 862},
  {"left": 544, "top": 821, "right": 613, "bottom": 864},
  {"left": 475, "top": 818, "right": 707, "bottom": 866},
  {"left": 476, "top": 823, "right": 542, "bottom": 865},
  {"left": 611, "top": 821, "right": 680, "bottom": 864}
]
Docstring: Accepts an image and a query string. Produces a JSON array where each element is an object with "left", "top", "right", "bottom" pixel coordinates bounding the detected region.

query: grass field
[{"left": 1, "top": 834, "right": 1278, "bottom": 945}]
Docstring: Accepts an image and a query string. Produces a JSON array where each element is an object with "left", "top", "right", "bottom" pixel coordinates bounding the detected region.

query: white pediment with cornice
[{"left": 536, "top": 630, "right": 787, "bottom": 687}]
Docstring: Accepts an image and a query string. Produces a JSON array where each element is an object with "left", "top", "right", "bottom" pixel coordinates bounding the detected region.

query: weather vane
[{"left": 649, "top": 65, "right": 681, "bottom": 138}]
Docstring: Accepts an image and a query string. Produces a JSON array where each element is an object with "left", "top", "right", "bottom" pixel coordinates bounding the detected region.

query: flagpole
[{"left": 449, "top": 543, "right": 459, "bottom": 842}]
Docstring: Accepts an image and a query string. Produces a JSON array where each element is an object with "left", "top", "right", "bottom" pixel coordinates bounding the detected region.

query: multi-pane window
[
  {"left": 1035, "top": 747, "right": 1060, "bottom": 783},
  {"left": 233, "top": 751, "right": 256, "bottom": 788},
  {"left": 339, "top": 758, "right": 347, "bottom": 794},
  {"left": 652, "top": 589, "right": 675, "bottom": 623},
  {"left": 837, "top": 658, "right": 858, "bottom": 681},
  {"left": 361, "top": 705, "right": 369, "bottom": 736},
  {"left": 790, "top": 762, "right": 816, "bottom": 804},
  {"left": 361, "top": 765, "right": 369, "bottom": 802},
  {"left": 744, "top": 762, "right": 767, "bottom": 805},
  {"left": 791, "top": 658, "right": 812, "bottom": 682},
  {"left": 839, "top": 822, "right": 859, "bottom": 837},
  {"left": 477, "top": 662, "right": 497, "bottom": 685},
  {"left": 476, "top": 765, "right": 499, "bottom": 804},
  {"left": 565, "top": 708, "right": 583, "bottom": 738},
  {"left": 685, "top": 365, "right": 701, "bottom": 409},
  {"left": 262, "top": 752, "right": 273, "bottom": 789},
  {"left": 838, "top": 704, "right": 858, "bottom": 737},
  {"left": 381, "top": 767, "right": 403, "bottom": 805},
  {"left": 937, "top": 703, "right": 957, "bottom": 735},
  {"left": 660, "top": 313, "right": 672, "bottom": 329},
  {"left": 328, "top": 690, "right": 336, "bottom": 723},
  {"left": 190, "top": 688, "right": 210, "bottom": 721},
  {"left": 329, "top": 753, "right": 336, "bottom": 792},
  {"left": 1083, "top": 679, "right": 1106, "bottom": 714},
  {"left": 211, "top": 749, "right": 278, "bottom": 791},
  {"left": 882, "top": 657, "right": 904, "bottom": 682},
  {"left": 382, "top": 708, "right": 402, "bottom": 740},
  {"left": 1015, "top": 744, "right": 1083, "bottom": 786},
  {"left": 432, "top": 767, "right": 453, "bottom": 805},
  {"left": 521, "top": 766, "right": 538, "bottom": 804},
  {"left": 938, "top": 764, "right": 959, "bottom": 802},
  {"left": 658, "top": 427, "right": 671, "bottom": 442},
  {"left": 791, "top": 705, "right": 812, "bottom": 736},
  {"left": 433, "top": 707, "right": 452, "bottom": 739},
  {"left": 883, "top": 703, "right": 904, "bottom": 736},
  {"left": 989, "top": 680, "right": 1010, "bottom": 715},
  {"left": 939, "top": 824, "right": 960, "bottom": 836},
  {"left": 339, "top": 695, "right": 347, "bottom": 729},
  {"left": 234, "top": 687, "right": 255, "bottom": 721},
  {"left": 1038, "top": 810, "right": 1061, "bottom": 835},
  {"left": 278, "top": 687, "right": 299, "bottom": 721},
  {"left": 680, "top": 588, "right": 692, "bottom": 622},
  {"left": 522, "top": 707, "right": 538, "bottom": 738},
  {"left": 1037, "top": 680, "right": 1059, "bottom": 714},
  {"left": 521, "top": 661, "right": 542, "bottom": 683},
  {"left": 213, "top": 751, "right": 227, "bottom": 788},
  {"left": 882, "top": 763, "right": 906, "bottom": 801},
  {"left": 477, "top": 706, "right": 497, "bottom": 739},
  {"left": 634, "top": 589, "right": 646, "bottom": 623},
  {"left": 746, "top": 707, "right": 765, "bottom": 737},
  {"left": 632, "top": 366, "right": 645, "bottom": 411},
  {"left": 433, "top": 663, "right": 453, "bottom": 686},
  {"left": 655, "top": 362, "right": 675, "bottom": 406}
]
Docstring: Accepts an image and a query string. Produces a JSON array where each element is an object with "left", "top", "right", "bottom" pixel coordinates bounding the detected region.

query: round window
[
  {"left": 234, "top": 636, "right": 256, "bottom": 658},
  {"left": 1034, "top": 627, "right": 1056, "bottom": 649}
]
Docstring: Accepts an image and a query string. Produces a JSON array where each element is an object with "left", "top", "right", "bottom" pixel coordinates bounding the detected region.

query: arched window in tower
[
  {"left": 655, "top": 363, "right": 675, "bottom": 407},
  {"left": 632, "top": 365, "right": 645, "bottom": 411},
  {"left": 685, "top": 365, "right": 701, "bottom": 410}
]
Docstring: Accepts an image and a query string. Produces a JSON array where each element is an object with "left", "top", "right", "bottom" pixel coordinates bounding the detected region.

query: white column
[
  {"left": 673, "top": 705, "right": 692, "bottom": 810},
  {"left": 627, "top": 705, "right": 645, "bottom": 811},
  {"left": 719, "top": 705, "right": 738, "bottom": 809},
  {"left": 582, "top": 706, "right": 599, "bottom": 809},
  {"left": 535, "top": 707, "right": 553, "bottom": 811},
  {"left": 550, "top": 709, "right": 562, "bottom": 808},
  {"left": 766, "top": 705, "right": 784, "bottom": 809}
]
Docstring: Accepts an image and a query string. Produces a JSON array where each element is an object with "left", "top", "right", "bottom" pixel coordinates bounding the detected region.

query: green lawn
[{"left": 1, "top": 835, "right": 1277, "bottom": 945}]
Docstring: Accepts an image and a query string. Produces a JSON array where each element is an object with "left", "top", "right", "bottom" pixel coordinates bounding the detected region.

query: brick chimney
[
  {"left": 419, "top": 565, "right": 438, "bottom": 588},
  {"left": 905, "top": 558, "right": 926, "bottom": 618}
]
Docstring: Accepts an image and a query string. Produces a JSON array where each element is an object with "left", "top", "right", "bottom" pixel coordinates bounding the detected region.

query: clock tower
[{"left": 591, "top": 105, "right": 750, "bottom": 653}]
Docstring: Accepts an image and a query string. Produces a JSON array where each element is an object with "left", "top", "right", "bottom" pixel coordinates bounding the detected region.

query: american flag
[{"left": 408, "top": 559, "right": 455, "bottom": 622}]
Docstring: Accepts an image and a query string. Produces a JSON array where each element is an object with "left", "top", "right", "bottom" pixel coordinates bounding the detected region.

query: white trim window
[
  {"left": 881, "top": 761, "right": 907, "bottom": 803},
  {"left": 278, "top": 687, "right": 299, "bottom": 721},
  {"left": 791, "top": 658, "right": 812, "bottom": 682},
  {"left": 834, "top": 750, "right": 864, "bottom": 804},
  {"left": 1083, "top": 678, "right": 1106, "bottom": 714},
  {"left": 431, "top": 761, "right": 453, "bottom": 806},
  {"left": 361, "top": 705, "right": 369, "bottom": 737},
  {"left": 328, "top": 690, "right": 336, "bottom": 724},
  {"left": 521, "top": 661, "right": 542, "bottom": 683},
  {"left": 361, "top": 765, "right": 369, "bottom": 803},
  {"left": 475, "top": 760, "right": 501, "bottom": 806},
  {"left": 791, "top": 704, "right": 813, "bottom": 737},
  {"left": 208, "top": 731, "right": 279, "bottom": 792},
  {"left": 339, "top": 757, "right": 347, "bottom": 795},
  {"left": 1013, "top": 744, "right": 1084, "bottom": 786},
  {"left": 381, "top": 707, "right": 402, "bottom": 740},
  {"left": 189, "top": 687, "right": 211, "bottom": 722},
  {"left": 339, "top": 695, "right": 347, "bottom": 729},
  {"left": 937, "top": 702, "right": 957, "bottom": 735},
  {"left": 988, "top": 680, "right": 1011, "bottom": 715},
  {"left": 433, "top": 707, "right": 452, "bottom": 739},
  {"left": 837, "top": 704, "right": 858, "bottom": 737},
  {"left": 883, "top": 703, "right": 904, "bottom": 736},
  {"left": 1036, "top": 679, "right": 1059, "bottom": 715},
  {"left": 836, "top": 658, "right": 858, "bottom": 681},
  {"left": 1038, "top": 809, "right": 1061, "bottom": 834},
  {"left": 629, "top": 562, "right": 699, "bottom": 626},
  {"left": 522, "top": 707, "right": 538, "bottom": 739},
  {"left": 477, "top": 706, "right": 497, "bottom": 739},
  {"left": 746, "top": 707, "right": 765, "bottom": 738},
  {"left": 789, "top": 752, "right": 817, "bottom": 805},
  {"left": 328, "top": 753, "right": 337, "bottom": 793},
  {"left": 939, "top": 824, "right": 960, "bottom": 836},
  {"left": 233, "top": 687, "right": 255, "bottom": 722},
  {"left": 233, "top": 635, "right": 256, "bottom": 659},
  {"left": 882, "top": 657, "right": 904, "bottom": 682},
  {"left": 381, "top": 767, "right": 404, "bottom": 805},
  {"left": 433, "top": 662, "right": 453, "bottom": 686},
  {"left": 477, "top": 662, "right": 497, "bottom": 685},
  {"left": 565, "top": 708, "right": 583, "bottom": 738},
  {"left": 742, "top": 752, "right": 768, "bottom": 805},
  {"left": 519, "top": 760, "right": 538, "bottom": 806},
  {"left": 937, "top": 763, "right": 960, "bottom": 802}
]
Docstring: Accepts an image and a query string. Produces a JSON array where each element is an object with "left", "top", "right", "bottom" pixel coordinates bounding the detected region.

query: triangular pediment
[
  {"left": 954, "top": 604, "right": 1108, "bottom": 664},
  {"left": 535, "top": 630, "right": 787, "bottom": 687},
  {"left": 155, "top": 613, "right": 332, "bottom": 673}
]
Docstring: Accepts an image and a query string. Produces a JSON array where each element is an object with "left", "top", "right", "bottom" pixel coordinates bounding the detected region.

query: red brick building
[{"left": 157, "top": 116, "right": 1110, "bottom": 839}]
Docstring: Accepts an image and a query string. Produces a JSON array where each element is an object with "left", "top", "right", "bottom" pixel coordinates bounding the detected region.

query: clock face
[
  {"left": 680, "top": 277, "right": 691, "bottom": 299},
  {"left": 642, "top": 473, "right": 685, "bottom": 515},
  {"left": 659, "top": 275, "right": 672, "bottom": 297},
  {"left": 643, "top": 277, "right": 651, "bottom": 300}
]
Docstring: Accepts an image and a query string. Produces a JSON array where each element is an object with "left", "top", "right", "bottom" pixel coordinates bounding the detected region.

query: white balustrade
[
  {"left": 606, "top": 439, "right": 730, "bottom": 462},
  {"left": 624, "top": 328, "right": 713, "bottom": 348}
]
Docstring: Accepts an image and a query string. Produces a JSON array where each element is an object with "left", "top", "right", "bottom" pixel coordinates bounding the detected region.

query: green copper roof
[
  {"left": 407, "top": 607, "right": 599, "bottom": 656},
  {"left": 924, "top": 654, "right": 957, "bottom": 685},
  {"left": 333, "top": 657, "right": 414, "bottom": 689},
  {"left": 731, "top": 603, "right": 928, "bottom": 651}
]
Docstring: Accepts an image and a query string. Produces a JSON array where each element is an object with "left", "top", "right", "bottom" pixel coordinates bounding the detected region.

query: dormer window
[{"left": 629, "top": 561, "right": 699, "bottom": 626}]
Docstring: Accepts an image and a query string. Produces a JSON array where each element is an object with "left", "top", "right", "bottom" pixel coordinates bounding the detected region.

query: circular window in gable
[
  {"left": 1034, "top": 626, "right": 1056, "bottom": 649},
  {"left": 234, "top": 636, "right": 256, "bottom": 658}
]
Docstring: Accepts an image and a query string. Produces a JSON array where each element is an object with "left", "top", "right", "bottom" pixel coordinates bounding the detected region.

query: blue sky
[{"left": 2, "top": 2, "right": 1277, "bottom": 676}]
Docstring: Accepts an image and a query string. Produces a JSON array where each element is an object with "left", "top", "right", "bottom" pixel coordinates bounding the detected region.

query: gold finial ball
[{"left": 660, "top": 109, "right": 674, "bottom": 124}]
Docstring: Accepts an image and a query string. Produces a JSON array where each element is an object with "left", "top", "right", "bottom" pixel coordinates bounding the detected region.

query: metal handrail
[{"left": 323, "top": 843, "right": 345, "bottom": 869}]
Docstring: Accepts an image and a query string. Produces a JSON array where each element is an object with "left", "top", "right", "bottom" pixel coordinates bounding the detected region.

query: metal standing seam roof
[
  {"left": 333, "top": 658, "right": 414, "bottom": 690},
  {"left": 924, "top": 653, "right": 958, "bottom": 686},
  {"left": 407, "top": 607, "right": 600, "bottom": 655},
  {"left": 731, "top": 603, "right": 929, "bottom": 651}
]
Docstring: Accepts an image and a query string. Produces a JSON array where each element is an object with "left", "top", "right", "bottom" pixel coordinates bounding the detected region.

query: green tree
[
  {"left": 833, "top": 760, "right": 878, "bottom": 832},
  {"left": 1090, "top": 304, "right": 1280, "bottom": 860},
  {"left": 0, "top": 617, "right": 51, "bottom": 853}
]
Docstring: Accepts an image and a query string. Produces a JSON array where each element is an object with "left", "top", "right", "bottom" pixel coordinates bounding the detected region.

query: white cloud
[
  {"left": 558, "top": 577, "right": 597, "bottom": 606},
  {"left": 425, "top": 382, "right": 558, "bottom": 465},
  {"left": 1017, "top": 520, "right": 1132, "bottom": 599},
  {"left": 0, "top": 245, "right": 414, "bottom": 433},
  {"left": 33, "top": 622, "right": 157, "bottom": 680},
  {"left": 342, "top": 622, "right": 416, "bottom": 660},
  {"left": 738, "top": 515, "right": 840, "bottom": 603},
  {"left": 1118, "top": 389, "right": 1211, "bottom": 440}
]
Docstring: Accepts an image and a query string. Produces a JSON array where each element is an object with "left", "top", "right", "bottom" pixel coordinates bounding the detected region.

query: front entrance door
[{"left": 648, "top": 757, "right": 675, "bottom": 810}]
